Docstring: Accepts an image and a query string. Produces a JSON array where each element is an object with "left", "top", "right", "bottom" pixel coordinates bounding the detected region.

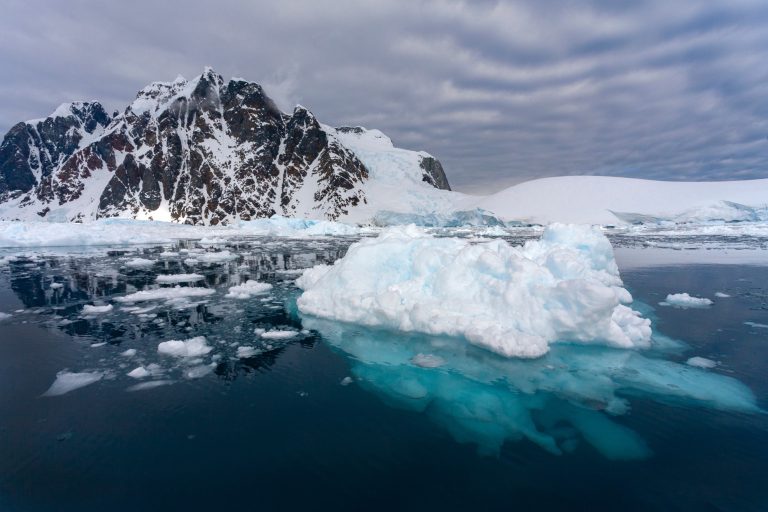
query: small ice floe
[
  {"left": 236, "top": 346, "right": 260, "bottom": 358},
  {"left": 42, "top": 371, "right": 103, "bottom": 396},
  {"left": 686, "top": 357, "right": 718, "bottom": 369},
  {"left": 82, "top": 304, "right": 114, "bottom": 315},
  {"left": 225, "top": 280, "right": 273, "bottom": 299},
  {"left": 659, "top": 293, "right": 713, "bottom": 308},
  {"left": 411, "top": 353, "right": 446, "bottom": 368},
  {"left": 126, "top": 380, "right": 173, "bottom": 392},
  {"left": 116, "top": 286, "right": 215, "bottom": 303},
  {"left": 744, "top": 321, "right": 768, "bottom": 329},
  {"left": 192, "top": 251, "right": 237, "bottom": 265},
  {"left": 50, "top": 282, "right": 64, "bottom": 290},
  {"left": 127, "top": 366, "right": 151, "bottom": 379},
  {"left": 714, "top": 292, "right": 731, "bottom": 298},
  {"left": 159, "top": 251, "right": 178, "bottom": 258},
  {"left": 260, "top": 330, "right": 299, "bottom": 340},
  {"left": 184, "top": 364, "right": 215, "bottom": 379},
  {"left": 340, "top": 376, "right": 354, "bottom": 386},
  {"left": 156, "top": 273, "right": 205, "bottom": 284},
  {"left": 121, "top": 348, "right": 137, "bottom": 357},
  {"left": 0, "top": 312, "right": 11, "bottom": 321},
  {"left": 157, "top": 336, "right": 212, "bottom": 357},
  {"left": 125, "top": 257, "right": 155, "bottom": 268},
  {"left": 90, "top": 342, "right": 107, "bottom": 348}
]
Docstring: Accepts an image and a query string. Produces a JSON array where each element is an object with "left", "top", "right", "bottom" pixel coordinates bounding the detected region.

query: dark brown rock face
[{"left": 0, "top": 68, "right": 449, "bottom": 224}]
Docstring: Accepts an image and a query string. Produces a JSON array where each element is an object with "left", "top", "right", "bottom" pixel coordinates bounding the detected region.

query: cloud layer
[{"left": 2, "top": 0, "right": 767, "bottom": 192}]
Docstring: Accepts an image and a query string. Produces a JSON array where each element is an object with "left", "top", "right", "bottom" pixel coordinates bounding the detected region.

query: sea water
[{"left": 0, "top": 232, "right": 766, "bottom": 511}]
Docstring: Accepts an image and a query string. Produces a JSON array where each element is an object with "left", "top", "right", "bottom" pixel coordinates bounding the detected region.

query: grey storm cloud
[{"left": 1, "top": 0, "right": 767, "bottom": 193}]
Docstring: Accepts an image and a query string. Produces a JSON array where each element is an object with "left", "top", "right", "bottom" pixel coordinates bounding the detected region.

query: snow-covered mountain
[{"left": 0, "top": 68, "right": 452, "bottom": 225}]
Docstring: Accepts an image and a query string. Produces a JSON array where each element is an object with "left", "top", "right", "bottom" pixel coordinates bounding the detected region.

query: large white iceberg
[{"left": 297, "top": 224, "right": 651, "bottom": 358}]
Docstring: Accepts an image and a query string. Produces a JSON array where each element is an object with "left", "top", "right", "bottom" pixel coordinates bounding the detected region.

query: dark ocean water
[{"left": 0, "top": 237, "right": 766, "bottom": 512}]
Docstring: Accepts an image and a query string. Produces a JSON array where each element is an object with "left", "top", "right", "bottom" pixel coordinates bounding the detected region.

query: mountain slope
[
  {"left": 0, "top": 68, "right": 452, "bottom": 224},
  {"left": 469, "top": 176, "right": 768, "bottom": 225}
]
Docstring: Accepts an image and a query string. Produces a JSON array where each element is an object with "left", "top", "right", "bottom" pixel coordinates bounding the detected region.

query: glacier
[{"left": 297, "top": 224, "right": 651, "bottom": 358}]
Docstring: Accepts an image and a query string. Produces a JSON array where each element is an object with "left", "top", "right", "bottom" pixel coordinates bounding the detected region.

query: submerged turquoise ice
[{"left": 301, "top": 315, "right": 759, "bottom": 459}]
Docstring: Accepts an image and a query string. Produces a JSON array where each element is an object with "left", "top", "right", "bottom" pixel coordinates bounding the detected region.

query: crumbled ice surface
[
  {"left": 0, "top": 216, "right": 361, "bottom": 248},
  {"left": 298, "top": 224, "right": 651, "bottom": 358},
  {"left": 116, "top": 286, "right": 215, "bottom": 303},
  {"left": 156, "top": 273, "right": 204, "bottom": 283},
  {"left": 686, "top": 357, "right": 717, "bottom": 369},
  {"left": 82, "top": 304, "right": 113, "bottom": 315},
  {"left": 660, "top": 293, "right": 713, "bottom": 308},
  {"left": 42, "top": 371, "right": 103, "bottom": 396},
  {"left": 226, "top": 280, "right": 273, "bottom": 299},
  {"left": 158, "top": 336, "right": 212, "bottom": 358}
]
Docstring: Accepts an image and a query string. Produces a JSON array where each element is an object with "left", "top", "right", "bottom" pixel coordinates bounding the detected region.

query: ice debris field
[{"left": 0, "top": 219, "right": 764, "bottom": 460}]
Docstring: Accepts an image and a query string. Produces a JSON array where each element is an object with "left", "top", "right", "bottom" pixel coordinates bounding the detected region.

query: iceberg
[{"left": 297, "top": 224, "right": 651, "bottom": 358}]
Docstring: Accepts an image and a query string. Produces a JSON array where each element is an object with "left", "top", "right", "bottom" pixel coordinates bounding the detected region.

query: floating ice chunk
[
  {"left": 260, "top": 330, "right": 299, "bottom": 340},
  {"left": 297, "top": 224, "right": 651, "bottom": 358},
  {"left": 194, "top": 251, "right": 238, "bottom": 264},
  {"left": 127, "top": 380, "right": 173, "bottom": 392},
  {"left": 686, "top": 357, "right": 717, "bottom": 369},
  {"left": 159, "top": 251, "right": 178, "bottom": 258},
  {"left": 340, "top": 376, "right": 354, "bottom": 386},
  {"left": 745, "top": 321, "right": 768, "bottom": 329},
  {"left": 184, "top": 364, "right": 214, "bottom": 379},
  {"left": 50, "top": 282, "right": 64, "bottom": 289},
  {"left": 158, "top": 336, "right": 212, "bottom": 358},
  {"left": 0, "top": 312, "right": 11, "bottom": 321},
  {"left": 90, "top": 342, "right": 107, "bottom": 348},
  {"left": 125, "top": 257, "right": 155, "bottom": 268},
  {"left": 156, "top": 273, "right": 204, "bottom": 284},
  {"left": 42, "top": 371, "right": 103, "bottom": 396},
  {"left": 660, "top": 293, "right": 713, "bottom": 308},
  {"left": 714, "top": 292, "right": 731, "bottom": 298},
  {"left": 116, "top": 286, "right": 214, "bottom": 303},
  {"left": 236, "top": 346, "right": 260, "bottom": 358},
  {"left": 127, "top": 366, "right": 151, "bottom": 378},
  {"left": 121, "top": 349, "right": 137, "bottom": 357},
  {"left": 225, "top": 280, "right": 273, "bottom": 299},
  {"left": 411, "top": 353, "right": 446, "bottom": 368},
  {"left": 82, "top": 304, "right": 113, "bottom": 315}
]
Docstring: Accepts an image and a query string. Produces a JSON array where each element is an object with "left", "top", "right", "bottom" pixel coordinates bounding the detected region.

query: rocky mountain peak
[{"left": 0, "top": 70, "right": 452, "bottom": 224}]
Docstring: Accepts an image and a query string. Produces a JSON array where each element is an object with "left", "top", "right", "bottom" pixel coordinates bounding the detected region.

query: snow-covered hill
[
  {"left": 469, "top": 176, "right": 768, "bottom": 225},
  {"left": 0, "top": 68, "right": 452, "bottom": 225}
]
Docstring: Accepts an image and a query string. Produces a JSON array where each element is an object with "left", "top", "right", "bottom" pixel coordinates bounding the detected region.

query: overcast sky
[{"left": 2, "top": 0, "right": 767, "bottom": 193}]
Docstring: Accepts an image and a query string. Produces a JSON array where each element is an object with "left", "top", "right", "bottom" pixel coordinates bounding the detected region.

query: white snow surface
[
  {"left": 0, "top": 216, "right": 362, "bottom": 248},
  {"left": 157, "top": 336, "right": 212, "bottom": 358},
  {"left": 660, "top": 293, "right": 713, "bottom": 308},
  {"left": 470, "top": 176, "right": 768, "bottom": 226},
  {"left": 297, "top": 224, "right": 651, "bottom": 358}
]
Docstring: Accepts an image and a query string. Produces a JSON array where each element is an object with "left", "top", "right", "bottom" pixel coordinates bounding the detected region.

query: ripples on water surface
[{"left": 0, "top": 230, "right": 767, "bottom": 511}]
